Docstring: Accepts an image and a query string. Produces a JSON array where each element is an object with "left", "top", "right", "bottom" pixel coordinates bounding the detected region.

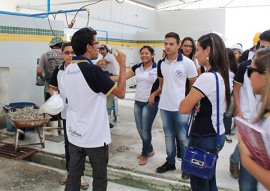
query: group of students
[
  {"left": 40, "top": 27, "right": 270, "bottom": 191},
  {"left": 121, "top": 30, "right": 270, "bottom": 191},
  {"left": 221, "top": 30, "right": 270, "bottom": 191}
]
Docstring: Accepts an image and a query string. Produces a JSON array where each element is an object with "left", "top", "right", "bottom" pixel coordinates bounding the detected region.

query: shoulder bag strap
[
  {"left": 186, "top": 71, "right": 220, "bottom": 150},
  {"left": 213, "top": 72, "right": 220, "bottom": 150},
  {"left": 186, "top": 108, "right": 195, "bottom": 139}
]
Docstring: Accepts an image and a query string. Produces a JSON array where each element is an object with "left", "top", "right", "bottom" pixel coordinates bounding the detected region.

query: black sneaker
[
  {"left": 18, "top": 128, "right": 26, "bottom": 140},
  {"left": 109, "top": 123, "right": 114, "bottom": 128},
  {"left": 176, "top": 146, "right": 182, "bottom": 160},
  {"left": 181, "top": 172, "right": 190, "bottom": 180},
  {"left": 156, "top": 161, "right": 176, "bottom": 173},
  {"left": 18, "top": 133, "right": 25, "bottom": 140}
]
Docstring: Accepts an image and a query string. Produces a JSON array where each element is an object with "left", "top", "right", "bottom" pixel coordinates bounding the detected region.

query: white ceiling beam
[
  {"left": 17, "top": 0, "right": 103, "bottom": 9},
  {"left": 126, "top": 0, "right": 156, "bottom": 9}
]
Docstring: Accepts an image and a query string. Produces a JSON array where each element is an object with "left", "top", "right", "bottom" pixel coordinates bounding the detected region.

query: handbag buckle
[{"left": 191, "top": 159, "right": 204, "bottom": 166}]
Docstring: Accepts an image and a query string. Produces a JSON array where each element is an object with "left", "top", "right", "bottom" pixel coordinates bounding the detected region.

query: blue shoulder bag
[{"left": 181, "top": 71, "right": 220, "bottom": 180}]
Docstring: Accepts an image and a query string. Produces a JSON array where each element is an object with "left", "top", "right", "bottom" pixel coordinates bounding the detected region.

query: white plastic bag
[{"left": 39, "top": 92, "right": 64, "bottom": 115}]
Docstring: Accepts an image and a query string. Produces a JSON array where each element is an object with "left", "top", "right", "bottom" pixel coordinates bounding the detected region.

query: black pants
[
  {"left": 62, "top": 120, "right": 86, "bottom": 174},
  {"left": 65, "top": 143, "right": 109, "bottom": 191}
]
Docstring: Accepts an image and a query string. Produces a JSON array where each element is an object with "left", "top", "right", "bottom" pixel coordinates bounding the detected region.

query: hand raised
[{"left": 113, "top": 49, "right": 126, "bottom": 67}]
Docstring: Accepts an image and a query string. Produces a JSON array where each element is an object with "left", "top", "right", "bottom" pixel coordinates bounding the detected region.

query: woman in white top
[
  {"left": 130, "top": 46, "right": 160, "bottom": 165},
  {"left": 238, "top": 47, "right": 270, "bottom": 191},
  {"left": 113, "top": 46, "right": 160, "bottom": 166},
  {"left": 179, "top": 33, "right": 230, "bottom": 191}
]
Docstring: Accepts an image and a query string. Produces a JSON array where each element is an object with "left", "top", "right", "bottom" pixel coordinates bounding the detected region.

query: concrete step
[{"left": 27, "top": 151, "right": 233, "bottom": 191}]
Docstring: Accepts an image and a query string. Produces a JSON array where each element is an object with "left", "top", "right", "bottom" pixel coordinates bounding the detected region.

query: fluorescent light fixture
[
  {"left": 125, "top": 0, "right": 156, "bottom": 11},
  {"left": 157, "top": 0, "right": 202, "bottom": 11}
]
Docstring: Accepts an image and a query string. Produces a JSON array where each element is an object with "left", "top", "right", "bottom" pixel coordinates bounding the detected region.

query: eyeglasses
[
  {"left": 247, "top": 66, "right": 265, "bottom": 78},
  {"left": 92, "top": 41, "right": 99, "bottom": 45},
  {"left": 63, "top": 51, "right": 75, "bottom": 56},
  {"left": 259, "top": 45, "right": 270, "bottom": 49},
  {"left": 183, "top": 45, "right": 193, "bottom": 49}
]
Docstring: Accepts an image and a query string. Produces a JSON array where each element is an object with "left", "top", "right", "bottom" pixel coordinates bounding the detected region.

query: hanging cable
[
  {"left": 47, "top": 0, "right": 116, "bottom": 31},
  {"left": 52, "top": 10, "right": 63, "bottom": 20},
  {"left": 67, "top": 0, "right": 103, "bottom": 28},
  {"left": 86, "top": 11, "right": 90, "bottom": 27},
  {"left": 73, "top": 0, "right": 103, "bottom": 20},
  {"left": 116, "top": 0, "right": 125, "bottom": 3},
  {"left": 64, "top": 13, "right": 69, "bottom": 26},
  {"left": 47, "top": 13, "right": 56, "bottom": 36}
]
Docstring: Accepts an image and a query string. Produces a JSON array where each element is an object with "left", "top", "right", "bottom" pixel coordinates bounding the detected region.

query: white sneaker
[
  {"left": 80, "top": 176, "right": 89, "bottom": 190},
  {"left": 231, "top": 125, "right": 237, "bottom": 135},
  {"left": 225, "top": 134, "right": 232, "bottom": 143},
  {"left": 59, "top": 172, "right": 68, "bottom": 185}
]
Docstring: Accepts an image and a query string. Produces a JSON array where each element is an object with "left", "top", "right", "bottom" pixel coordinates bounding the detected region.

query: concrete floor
[
  {"left": 0, "top": 94, "right": 240, "bottom": 191},
  {"left": 0, "top": 157, "right": 147, "bottom": 191}
]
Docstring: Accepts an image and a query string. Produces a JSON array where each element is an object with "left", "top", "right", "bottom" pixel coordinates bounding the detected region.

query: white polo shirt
[
  {"left": 234, "top": 60, "right": 260, "bottom": 120},
  {"left": 49, "top": 63, "right": 68, "bottom": 119},
  {"left": 191, "top": 71, "right": 226, "bottom": 136},
  {"left": 62, "top": 56, "right": 116, "bottom": 148},
  {"left": 131, "top": 62, "right": 159, "bottom": 102},
  {"left": 157, "top": 53, "right": 198, "bottom": 111}
]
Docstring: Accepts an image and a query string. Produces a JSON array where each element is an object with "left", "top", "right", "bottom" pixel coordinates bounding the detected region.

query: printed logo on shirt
[
  {"left": 148, "top": 72, "right": 156, "bottom": 79},
  {"left": 69, "top": 127, "right": 82, "bottom": 137},
  {"left": 67, "top": 69, "right": 81, "bottom": 75},
  {"left": 175, "top": 70, "right": 183, "bottom": 77}
]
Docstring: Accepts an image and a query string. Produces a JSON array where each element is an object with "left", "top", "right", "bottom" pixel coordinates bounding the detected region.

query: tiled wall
[
  {"left": 0, "top": 26, "right": 64, "bottom": 42},
  {"left": 0, "top": 26, "right": 63, "bottom": 36},
  {"left": 0, "top": 22, "right": 164, "bottom": 68},
  {"left": 0, "top": 25, "right": 163, "bottom": 47}
]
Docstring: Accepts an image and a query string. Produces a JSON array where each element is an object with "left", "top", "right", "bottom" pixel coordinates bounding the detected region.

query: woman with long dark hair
[
  {"left": 223, "top": 48, "right": 238, "bottom": 143},
  {"left": 179, "top": 33, "right": 230, "bottom": 190},
  {"left": 176, "top": 37, "right": 199, "bottom": 159},
  {"left": 180, "top": 37, "right": 196, "bottom": 60},
  {"left": 112, "top": 46, "right": 160, "bottom": 165}
]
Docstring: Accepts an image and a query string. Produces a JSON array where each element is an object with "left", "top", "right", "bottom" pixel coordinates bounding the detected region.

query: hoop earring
[{"left": 207, "top": 56, "right": 210, "bottom": 65}]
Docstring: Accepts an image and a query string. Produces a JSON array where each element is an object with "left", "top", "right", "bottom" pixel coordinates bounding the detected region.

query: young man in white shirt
[
  {"left": 156, "top": 32, "right": 198, "bottom": 180},
  {"left": 63, "top": 27, "right": 126, "bottom": 191}
]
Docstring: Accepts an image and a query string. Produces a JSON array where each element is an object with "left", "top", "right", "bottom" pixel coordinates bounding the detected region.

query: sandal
[
  {"left": 139, "top": 156, "right": 147, "bottom": 165},
  {"left": 137, "top": 151, "right": 155, "bottom": 159}
]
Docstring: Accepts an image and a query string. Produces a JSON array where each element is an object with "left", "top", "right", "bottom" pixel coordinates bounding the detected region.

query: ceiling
[
  {"left": 130, "top": 0, "right": 270, "bottom": 10},
  {"left": 14, "top": 0, "right": 270, "bottom": 11}
]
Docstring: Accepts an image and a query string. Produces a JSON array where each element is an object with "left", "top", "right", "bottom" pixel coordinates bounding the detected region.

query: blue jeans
[
  {"left": 160, "top": 109, "right": 189, "bottom": 164},
  {"left": 189, "top": 133, "right": 225, "bottom": 191},
  {"left": 230, "top": 144, "right": 240, "bottom": 163},
  {"left": 239, "top": 164, "right": 258, "bottom": 191},
  {"left": 65, "top": 143, "right": 108, "bottom": 191},
  {"left": 223, "top": 113, "right": 232, "bottom": 135},
  {"left": 224, "top": 93, "right": 234, "bottom": 135},
  {"left": 134, "top": 100, "right": 159, "bottom": 157}
]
